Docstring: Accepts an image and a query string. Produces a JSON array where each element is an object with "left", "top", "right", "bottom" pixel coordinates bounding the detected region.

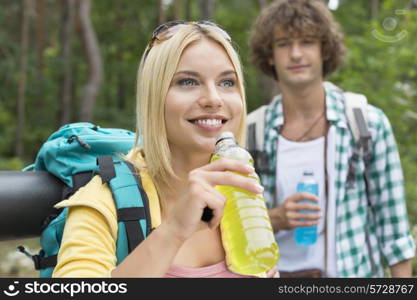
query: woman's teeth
[{"left": 193, "top": 119, "right": 222, "bottom": 125}]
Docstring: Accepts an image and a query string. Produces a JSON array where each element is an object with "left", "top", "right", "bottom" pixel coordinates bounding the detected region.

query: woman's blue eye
[
  {"left": 220, "top": 79, "right": 235, "bottom": 87},
  {"left": 178, "top": 78, "right": 198, "bottom": 86}
]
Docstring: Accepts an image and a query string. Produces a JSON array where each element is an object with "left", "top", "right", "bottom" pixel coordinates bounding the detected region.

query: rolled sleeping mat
[{"left": 0, "top": 171, "right": 64, "bottom": 241}]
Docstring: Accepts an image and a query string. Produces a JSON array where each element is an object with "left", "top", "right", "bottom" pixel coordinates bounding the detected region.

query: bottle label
[{"left": 295, "top": 181, "right": 319, "bottom": 246}]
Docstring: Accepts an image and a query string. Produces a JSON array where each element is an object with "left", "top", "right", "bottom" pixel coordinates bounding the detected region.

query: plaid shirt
[{"left": 258, "top": 83, "right": 415, "bottom": 277}]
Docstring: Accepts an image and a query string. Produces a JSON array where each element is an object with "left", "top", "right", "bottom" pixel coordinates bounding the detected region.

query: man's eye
[
  {"left": 302, "top": 39, "right": 315, "bottom": 44},
  {"left": 178, "top": 78, "right": 198, "bottom": 86},
  {"left": 219, "top": 79, "right": 235, "bottom": 88}
]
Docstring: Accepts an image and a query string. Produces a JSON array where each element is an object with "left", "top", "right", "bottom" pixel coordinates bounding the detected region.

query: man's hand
[{"left": 268, "top": 193, "right": 321, "bottom": 232}]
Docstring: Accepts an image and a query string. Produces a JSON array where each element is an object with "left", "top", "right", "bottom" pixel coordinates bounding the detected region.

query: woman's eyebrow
[
  {"left": 174, "top": 70, "right": 200, "bottom": 77},
  {"left": 219, "top": 70, "right": 237, "bottom": 77},
  {"left": 174, "top": 70, "right": 236, "bottom": 78}
]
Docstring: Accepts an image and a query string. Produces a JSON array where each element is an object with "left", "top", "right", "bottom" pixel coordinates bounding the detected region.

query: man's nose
[{"left": 289, "top": 42, "right": 303, "bottom": 60}]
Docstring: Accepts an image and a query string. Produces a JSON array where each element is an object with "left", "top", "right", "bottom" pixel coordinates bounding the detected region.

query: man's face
[{"left": 269, "top": 27, "right": 323, "bottom": 88}]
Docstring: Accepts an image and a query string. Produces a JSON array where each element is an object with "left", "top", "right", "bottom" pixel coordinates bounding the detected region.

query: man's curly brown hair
[{"left": 249, "top": 0, "right": 346, "bottom": 80}]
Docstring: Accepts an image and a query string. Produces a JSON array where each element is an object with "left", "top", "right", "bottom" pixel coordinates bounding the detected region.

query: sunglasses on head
[{"left": 143, "top": 20, "right": 232, "bottom": 61}]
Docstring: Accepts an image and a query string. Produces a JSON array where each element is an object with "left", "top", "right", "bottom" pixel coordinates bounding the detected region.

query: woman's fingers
[
  {"left": 201, "top": 157, "right": 255, "bottom": 174},
  {"left": 190, "top": 169, "right": 263, "bottom": 196},
  {"left": 266, "top": 266, "right": 279, "bottom": 278}
]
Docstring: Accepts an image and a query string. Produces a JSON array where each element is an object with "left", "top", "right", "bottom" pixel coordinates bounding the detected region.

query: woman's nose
[{"left": 198, "top": 83, "right": 222, "bottom": 109}]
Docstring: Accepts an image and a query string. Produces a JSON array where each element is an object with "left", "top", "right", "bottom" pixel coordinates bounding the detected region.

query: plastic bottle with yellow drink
[{"left": 210, "top": 131, "right": 280, "bottom": 277}]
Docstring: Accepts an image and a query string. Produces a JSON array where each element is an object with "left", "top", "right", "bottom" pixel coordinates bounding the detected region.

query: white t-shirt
[{"left": 275, "top": 130, "right": 336, "bottom": 277}]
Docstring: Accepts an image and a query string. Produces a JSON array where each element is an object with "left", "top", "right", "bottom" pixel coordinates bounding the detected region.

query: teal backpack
[{"left": 18, "top": 122, "right": 152, "bottom": 277}]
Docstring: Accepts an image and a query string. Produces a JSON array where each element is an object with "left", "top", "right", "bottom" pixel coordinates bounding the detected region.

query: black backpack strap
[
  {"left": 61, "top": 171, "right": 95, "bottom": 200},
  {"left": 123, "top": 160, "right": 152, "bottom": 238},
  {"left": 117, "top": 207, "right": 146, "bottom": 252},
  {"left": 97, "top": 156, "right": 117, "bottom": 183},
  {"left": 97, "top": 156, "right": 152, "bottom": 262},
  {"left": 33, "top": 254, "right": 58, "bottom": 270},
  {"left": 17, "top": 246, "right": 57, "bottom": 270}
]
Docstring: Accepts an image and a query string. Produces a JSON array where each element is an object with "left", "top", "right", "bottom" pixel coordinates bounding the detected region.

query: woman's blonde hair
[{"left": 132, "top": 23, "right": 246, "bottom": 193}]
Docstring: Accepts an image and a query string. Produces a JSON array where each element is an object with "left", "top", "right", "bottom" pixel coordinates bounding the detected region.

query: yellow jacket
[{"left": 52, "top": 150, "right": 161, "bottom": 277}]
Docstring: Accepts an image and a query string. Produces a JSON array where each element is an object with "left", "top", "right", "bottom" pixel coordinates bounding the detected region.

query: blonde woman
[{"left": 52, "top": 21, "right": 278, "bottom": 278}]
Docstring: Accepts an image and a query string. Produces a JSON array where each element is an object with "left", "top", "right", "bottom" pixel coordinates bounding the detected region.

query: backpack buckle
[{"left": 17, "top": 246, "right": 41, "bottom": 270}]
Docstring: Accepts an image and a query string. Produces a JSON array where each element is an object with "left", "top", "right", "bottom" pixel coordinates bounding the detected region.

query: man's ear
[{"left": 268, "top": 57, "right": 274, "bottom": 66}]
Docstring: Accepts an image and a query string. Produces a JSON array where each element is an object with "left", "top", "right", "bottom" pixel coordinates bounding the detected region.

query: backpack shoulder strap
[
  {"left": 343, "top": 92, "right": 379, "bottom": 275},
  {"left": 344, "top": 92, "right": 373, "bottom": 199},
  {"left": 97, "top": 156, "right": 152, "bottom": 265},
  {"left": 344, "top": 92, "right": 370, "bottom": 145},
  {"left": 246, "top": 105, "right": 272, "bottom": 174},
  {"left": 246, "top": 105, "right": 267, "bottom": 152},
  {"left": 344, "top": 92, "right": 372, "bottom": 184}
]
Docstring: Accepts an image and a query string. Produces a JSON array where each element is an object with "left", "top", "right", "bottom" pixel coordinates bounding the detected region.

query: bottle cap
[{"left": 215, "top": 131, "right": 235, "bottom": 145}]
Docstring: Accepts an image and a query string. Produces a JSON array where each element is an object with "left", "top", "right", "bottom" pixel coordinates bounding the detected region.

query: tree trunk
[
  {"left": 185, "top": 0, "right": 192, "bottom": 20},
  {"left": 174, "top": 0, "right": 182, "bottom": 20},
  {"left": 60, "top": 0, "right": 76, "bottom": 125},
  {"left": 371, "top": 0, "right": 379, "bottom": 19},
  {"left": 200, "top": 0, "right": 215, "bottom": 20},
  {"left": 258, "top": 0, "right": 267, "bottom": 9},
  {"left": 15, "top": 0, "right": 32, "bottom": 158},
  {"left": 255, "top": 0, "right": 277, "bottom": 103},
  {"left": 158, "top": 0, "right": 166, "bottom": 25},
  {"left": 115, "top": 4, "right": 125, "bottom": 111},
  {"left": 59, "top": 0, "right": 76, "bottom": 124},
  {"left": 78, "top": 0, "right": 103, "bottom": 122},
  {"left": 35, "top": 0, "right": 46, "bottom": 110}
]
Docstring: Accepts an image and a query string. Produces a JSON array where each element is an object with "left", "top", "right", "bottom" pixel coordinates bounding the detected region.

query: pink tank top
[{"left": 164, "top": 261, "right": 250, "bottom": 278}]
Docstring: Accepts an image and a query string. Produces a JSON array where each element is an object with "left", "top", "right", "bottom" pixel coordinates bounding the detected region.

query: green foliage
[{"left": 0, "top": 157, "right": 25, "bottom": 171}]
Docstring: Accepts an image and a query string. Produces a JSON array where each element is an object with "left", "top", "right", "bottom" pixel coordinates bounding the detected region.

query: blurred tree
[
  {"left": 200, "top": 0, "right": 215, "bottom": 20},
  {"left": 59, "top": 0, "right": 76, "bottom": 125},
  {"left": 78, "top": 0, "right": 103, "bottom": 122},
  {"left": 34, "top": 0, "right": 46, "bottom": 110},
  {"left": 371, "top": 0, "right": 380, "bottom": 18},
  {"left": 15, "top": 0, "right": 32, "bottom": 157},
  {"left": 174, "top": 0, "right": 183, "bottom": 20},
  {"left": 159, "top": 0, "right": 166, "bottom": 24}
]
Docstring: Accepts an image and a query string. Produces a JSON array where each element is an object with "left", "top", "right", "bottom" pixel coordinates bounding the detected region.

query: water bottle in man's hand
[{"left": 294, "top": 170, "right": 319, "bottom": 246}]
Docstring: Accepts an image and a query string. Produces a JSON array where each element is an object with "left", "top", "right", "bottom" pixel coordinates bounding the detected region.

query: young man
[{"left": 248, "top": 0, "right": 415, "bottom": 277}]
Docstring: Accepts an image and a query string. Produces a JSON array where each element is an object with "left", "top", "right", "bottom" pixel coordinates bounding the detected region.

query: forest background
[{"left": 0, "top": 0, "right": 416, "bottom": 277}]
